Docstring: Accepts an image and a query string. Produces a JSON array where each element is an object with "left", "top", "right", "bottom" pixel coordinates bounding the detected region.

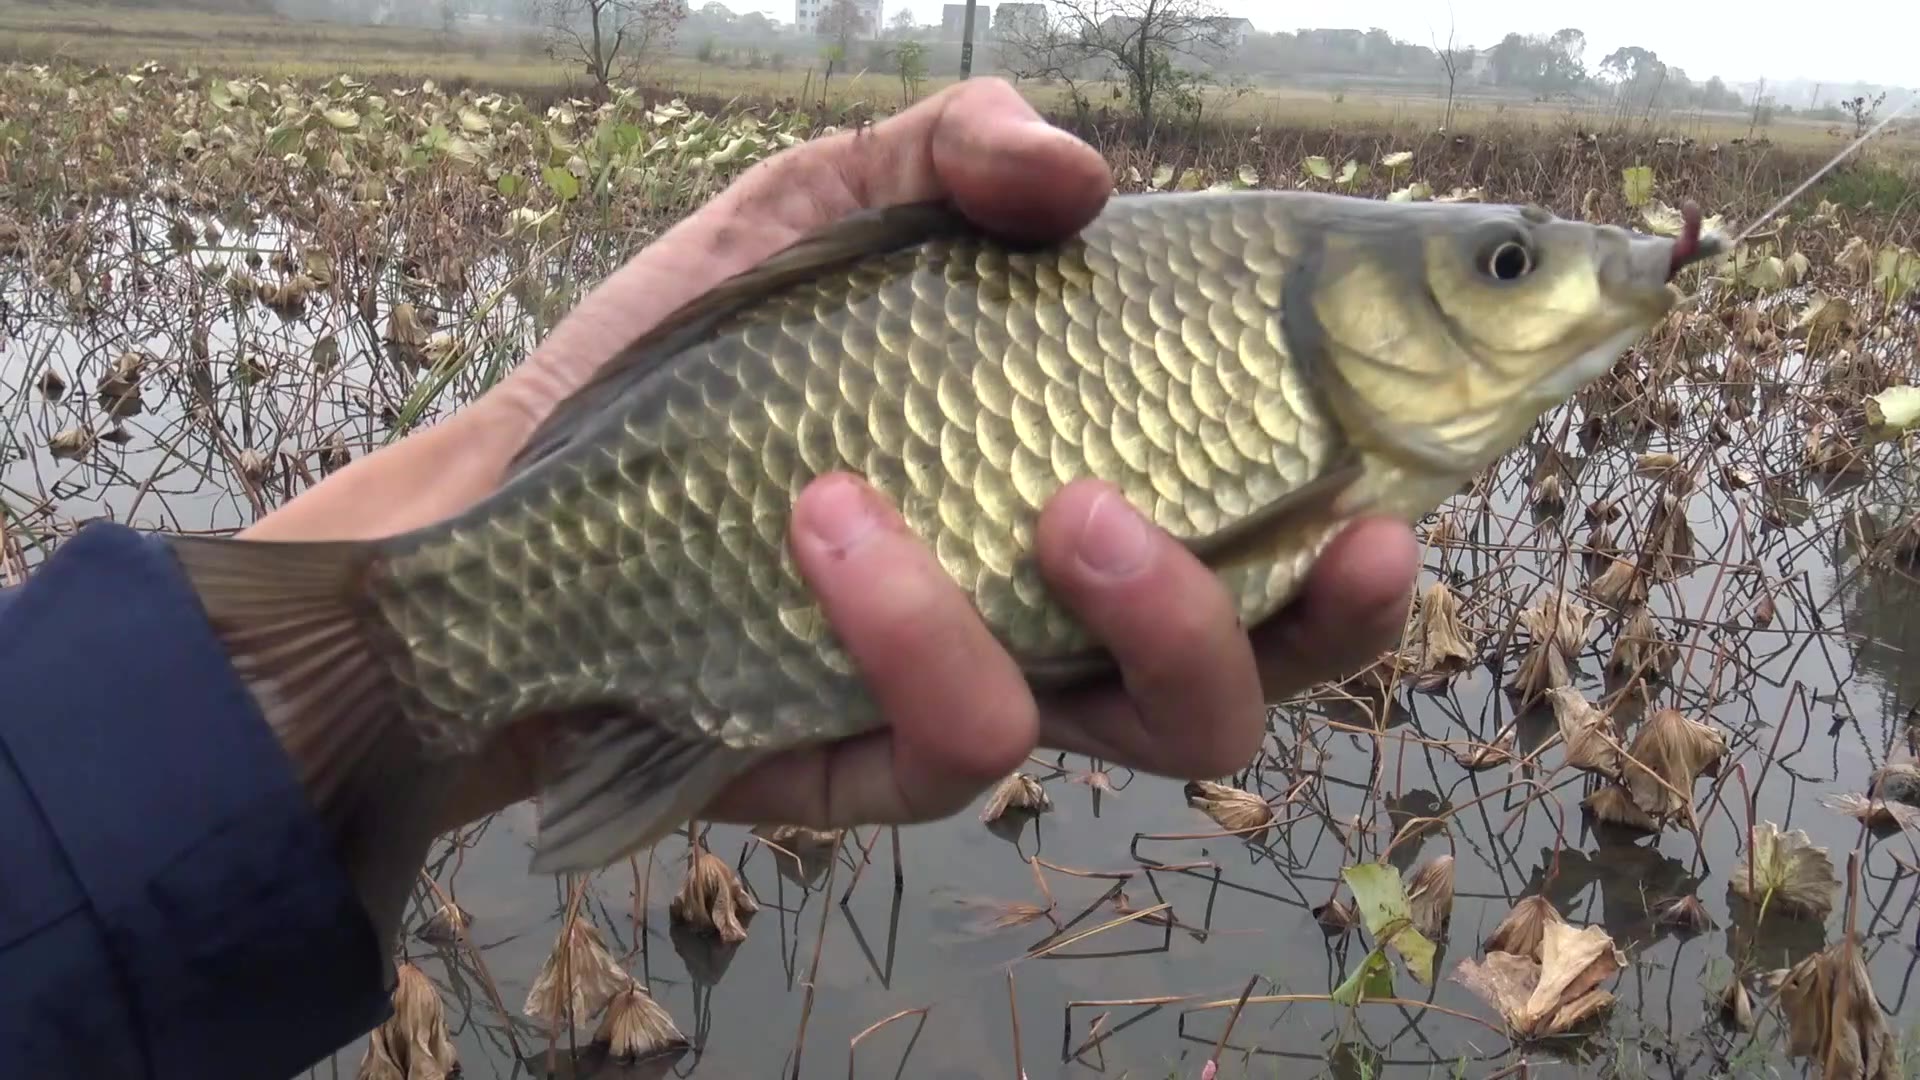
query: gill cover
[{"left": 1289, "top": 201, "right": 1678, "bottom": 472}]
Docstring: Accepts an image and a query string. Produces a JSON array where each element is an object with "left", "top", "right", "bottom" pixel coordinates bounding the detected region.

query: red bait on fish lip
[{"left": 1668, "top": 199, "right": 1703, "bottom": 280}]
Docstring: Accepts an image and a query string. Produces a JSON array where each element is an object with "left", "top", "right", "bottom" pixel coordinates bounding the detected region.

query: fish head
[{"left": 1296, "top": 197, "right": 1727, "bottom": 476}]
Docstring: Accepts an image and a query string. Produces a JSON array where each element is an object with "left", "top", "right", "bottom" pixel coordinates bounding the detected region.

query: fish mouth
[
  {"left": 1665, "top": 199, "right": 1730, "bottom": 279},
  {"left": 1608, "top": 198, "right": 1729, "bottom": 311}
]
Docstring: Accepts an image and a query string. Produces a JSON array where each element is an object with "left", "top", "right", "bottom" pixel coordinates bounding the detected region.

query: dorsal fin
[{"left": 505, "top": 199, "right": 975, "bottom": 475}]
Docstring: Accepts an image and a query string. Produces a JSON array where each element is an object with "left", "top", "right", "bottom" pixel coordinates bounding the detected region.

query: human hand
[{"left": 242, "top": 78, "right": 1420, "bottom": 836}]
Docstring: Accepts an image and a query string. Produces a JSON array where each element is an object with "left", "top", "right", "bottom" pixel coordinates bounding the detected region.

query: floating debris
[
  {"left": 980, "top": 772, "right": 1052, "bottom": 823},
  {"left": 670, "top": 844, "right": 758, "bottom": 944},
  {"left": 1582, "top": 784, "right": 1660, "bottom": 833},
  {"left": 1455, "top": 921, "right": 1624, "bottom": 1038},
  {"left": 1313, "top": 896, "right": 1359, "bottom": 933},
  {"left": 36, "top": 368, "right": 65, "bottom": 400},
  {"left": 1778, "top": 935, "right": 1898, "bottom": 1079},
  {"left": 1451, "top": 730, "right": 1516, "bottom": 771},
  {"left": 1731, "top": 822, "right": 1838, "bottom": 920},
  {"left": 47, "top": 428, "right": 95, "bottom": 461}
]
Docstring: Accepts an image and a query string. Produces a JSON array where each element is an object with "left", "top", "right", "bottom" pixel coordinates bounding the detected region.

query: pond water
[{"left": 5, "top": 201, "right": 1920, "bottom": 1080}]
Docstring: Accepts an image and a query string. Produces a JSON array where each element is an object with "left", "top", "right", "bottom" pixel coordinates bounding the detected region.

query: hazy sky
[{"left": 748, "top": 0, "right": 1914, "bottom": 89}]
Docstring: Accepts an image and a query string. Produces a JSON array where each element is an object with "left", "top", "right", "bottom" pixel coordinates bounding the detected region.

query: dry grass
[{"left": 7, "top": 1, "right": 1917, "bottom": 154}]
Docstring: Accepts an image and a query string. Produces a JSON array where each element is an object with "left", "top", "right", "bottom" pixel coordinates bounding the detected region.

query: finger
[
  {"left": 1029, "top": 480, "right": 1265, "bottom": 780},
  {"left": 704, "top": 473, "right": 1037, "bottom": 826},
  {"left": 717, "top": 75, "right": 1111, "bottom": 249},
  {"left": 1250, "top": 518, "right": 1421, "bottom": 697}
]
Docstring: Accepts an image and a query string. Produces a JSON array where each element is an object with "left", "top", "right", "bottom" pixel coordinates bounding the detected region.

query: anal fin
[{"left": 529, "top": 714, "right": 757, "bottom": 874}]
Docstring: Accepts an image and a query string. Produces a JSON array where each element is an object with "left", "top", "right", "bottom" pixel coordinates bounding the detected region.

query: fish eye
[{"left": 1484, "top": 240, "right": 1534, "bottom": 282}]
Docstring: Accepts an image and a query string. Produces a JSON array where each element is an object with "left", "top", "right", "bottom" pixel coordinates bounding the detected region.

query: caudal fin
[
  {"left": 530, "top": 718, "right": 756, "bottom": 874},
  {"left": 165, "top": 534, "right": 449, "bottom": 951}
]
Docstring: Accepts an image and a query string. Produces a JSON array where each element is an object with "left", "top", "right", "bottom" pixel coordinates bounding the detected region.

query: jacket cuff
[{"left": 0, "top": 522, "right": 390, "bottom": 1077}]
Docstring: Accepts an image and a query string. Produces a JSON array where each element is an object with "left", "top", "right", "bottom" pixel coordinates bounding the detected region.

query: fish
[{"left": 161, "top": 189, "right": 1726, "bottom": 915}]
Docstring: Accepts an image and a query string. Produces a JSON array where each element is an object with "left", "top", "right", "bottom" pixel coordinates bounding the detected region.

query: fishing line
[{"left": 1729, "top": 93, "right": 1918, "bottom": 248}]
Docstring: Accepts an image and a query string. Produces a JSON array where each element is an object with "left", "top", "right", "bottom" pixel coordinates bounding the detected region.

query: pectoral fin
[{"left": 1178, "top": 454, "right": 1367, "bottom": 569}]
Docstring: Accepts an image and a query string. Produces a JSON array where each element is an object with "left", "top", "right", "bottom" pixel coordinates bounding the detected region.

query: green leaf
[
  {"left": 1235, "top": 164, "right": 1260, "bottom": 188},
  {"left": 496, "top": 171, "right": 525, "bottom": 198},
  {"left": 1380, "top": 150, "right": 1413, "bottom": 171},
  {"left": 1621, "top": 165, "right": 1654, "bottom": 208},
  {"left": 1341, "top": 863, "right": 1437, "bottom": 985},
  {"left": 458, "top": 107, "right": 491, "bottom": 134},
  {"left": 542, "top": 164, "right": 580, "bottom": 202},
  {"left": 1867, "top": 386, "right": 1920, "bottom": 435},
  {"left": 323, "top": 107, "right": 360, "bottom": 131},
  {"left": 265, "top": 123, "right": 302, "bottom": 154},
  {"left": 1331, "top": 946, "right": 1396, "bottom": 1005},
  {"left": 1302, "top": 155, "right": 1334, "bottom": 181},
  {"left": 1149, "top": 163, "right": 1175, "bottom": 190},
  {"left": 1387, "top": 181, "right": 1432, "bottom": 203}
]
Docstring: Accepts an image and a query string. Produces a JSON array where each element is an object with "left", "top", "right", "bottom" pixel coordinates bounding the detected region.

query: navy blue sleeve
[{"left": 0, "top": 522, "right": 391, "bottom": 1078}]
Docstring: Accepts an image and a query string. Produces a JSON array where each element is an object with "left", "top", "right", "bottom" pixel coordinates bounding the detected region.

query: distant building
[
  {"left": 940, "top": 3, "right": 989, "bottom": 39},
  {"left": 795, "top": 0, "right": 882, "bottom": 36},
  {"left": 1200, "top": 15, "right": 1254, "bottom": 48},
  {"left": 993, "top": 2, "right": 1045, "bottom": 36}
]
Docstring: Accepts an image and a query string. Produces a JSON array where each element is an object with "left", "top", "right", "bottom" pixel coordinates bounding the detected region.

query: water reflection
[{"left": 9, "top": 198, "right": 1920, "bottom": 1078}]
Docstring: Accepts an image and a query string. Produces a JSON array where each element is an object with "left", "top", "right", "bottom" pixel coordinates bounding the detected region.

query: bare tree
[
  {"left": 1431, "top": 21, "right": 1462, "bottom": 130},
  {"left": 534, "top": 0, "right": 686, "bottom": 90},
  {"left": 999, "top": 0, "right": 1232, "bottom": 127}
]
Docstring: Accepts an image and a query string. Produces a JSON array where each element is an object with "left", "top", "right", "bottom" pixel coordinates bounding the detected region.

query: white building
[{"left": 794, "top": 0, "right": 883, "bottom": 36}]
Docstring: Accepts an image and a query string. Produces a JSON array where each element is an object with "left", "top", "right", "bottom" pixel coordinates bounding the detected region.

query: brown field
[{"left": 4, "top": 0, "right": 1914, "bottom": 155}]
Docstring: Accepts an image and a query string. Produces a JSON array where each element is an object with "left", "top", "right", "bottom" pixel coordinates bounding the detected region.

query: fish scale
[{"left": 368, "top": 195, "right": 1343, "bottom": 757}]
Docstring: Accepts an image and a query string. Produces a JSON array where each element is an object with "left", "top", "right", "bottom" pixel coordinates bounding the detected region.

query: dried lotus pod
[
  {"left": 1608, "top": 605, "right": 1676, "bottom": 681},
  {"left": 1482, "top": 895, "right": 1565, "bottom": 962},
  {"left": 1415, "top": 582, "right": 1475, "bottom": 676},
  {"left": 980, "top": 772, "right": 1051, "bottom": 822},
  {"left": 358, "top": 962, "right": 457, "bottom": 1080},
  {"left": 670, "top": 844, "right": 759, "bottom": 944},
  {"left": 594, "top": 981, "right": 688, "bottom": 1063},
  {"left": 524, "top": 920, "right": 631, "bottom": 1028},
  {"left": 1547, "top": 687, "right": 1620, "bottom": 776},
  {"left": 1406, "top": 855, "right": 1455, "bottom": 940},
  {"left": 1183, "top": 780, "right": 1273, "bottom": 841},
  {"left": 1653, "top": 894, "right": 1715, "bottom": 933}
]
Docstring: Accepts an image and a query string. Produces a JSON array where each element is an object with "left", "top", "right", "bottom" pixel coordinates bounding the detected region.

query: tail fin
[{"left": 165, "top": 534, "right": 449, "bottom": 951}]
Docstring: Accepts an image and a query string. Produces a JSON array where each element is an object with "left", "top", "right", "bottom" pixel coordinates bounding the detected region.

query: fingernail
[
  {"left": 1074, "top": 489, "right": 1151, "bottom": 580},
  {"left": 803, "top": 475, "right": 880, "bottom": 558}
]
